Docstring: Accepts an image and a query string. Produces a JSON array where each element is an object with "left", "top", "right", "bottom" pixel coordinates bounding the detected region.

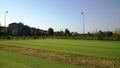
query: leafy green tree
[
  {"left": 48, "top": 28, "right": 54, "bottom": 36},
  {"left": 94, "top": 30, "right": 104, "bottom": 40},
  {"left": 65, "top": 28, "right": 70, "bottom": 36},
  {"left": 112, "top": 33, "right": 120, "bottom": 40},
  {"left": 1, "top": 27, "right": 8, "bottom": 36},
  {"left": 104, "top": 31, "right": 113, "bottom": 37},
  {"left": 60, "top": 30, "right": 65, "bottom": 36}
]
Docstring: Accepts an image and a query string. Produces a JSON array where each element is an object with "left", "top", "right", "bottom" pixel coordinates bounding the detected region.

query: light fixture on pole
[
  {"left": 4, "top": 11, "right": 8, "bottom": 27},
  {"left": 81, "top": 12, "right": 85, "bottom": 34}
]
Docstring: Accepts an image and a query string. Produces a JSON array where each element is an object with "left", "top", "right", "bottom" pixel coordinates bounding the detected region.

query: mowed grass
[
  {"left": 0, "top": 50, "right": 83, "bottom": 68},
  {"left": 0, "top": 39, "right": 120, "bottom": 60}
]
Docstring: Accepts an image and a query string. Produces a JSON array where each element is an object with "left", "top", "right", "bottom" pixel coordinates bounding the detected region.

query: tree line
[
  {"left": 0, "top": 22, "right": 120, "bottom": 40},
  {"left": 0, "top": 22, "right": 72, "bottom": 38}
]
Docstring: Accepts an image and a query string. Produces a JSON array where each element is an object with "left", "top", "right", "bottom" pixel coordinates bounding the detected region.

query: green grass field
[
  {"left": 0, "top": 50, "right": 83, "bottom": 68},
  {"left": 0, "top": 39, "right": 120, "bottom": 60}
]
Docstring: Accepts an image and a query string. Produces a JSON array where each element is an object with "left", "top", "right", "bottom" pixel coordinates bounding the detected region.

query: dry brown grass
[{"left": 0, "top": 45, "right": 120, "bottom": 68}]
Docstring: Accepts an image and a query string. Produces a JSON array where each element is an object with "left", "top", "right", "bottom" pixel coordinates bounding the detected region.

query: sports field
[
  {"left": 0, "top": 39, "right": 120, "bottom": 60},
  {"left": 0, "top": 39, "right": 120, "bottom": 68}
]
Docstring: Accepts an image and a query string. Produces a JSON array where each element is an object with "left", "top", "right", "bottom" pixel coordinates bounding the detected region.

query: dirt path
[{"left": 0, "top": 45, "right": 120, "bottom": 68}]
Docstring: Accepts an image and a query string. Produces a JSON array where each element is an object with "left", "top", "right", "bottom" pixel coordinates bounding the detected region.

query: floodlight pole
[
  {"left": 81, "top": 12, "right": 85, "bottom": 34},
  {"left": 4, "top": 11, "right": 8, "bottom": 27}
]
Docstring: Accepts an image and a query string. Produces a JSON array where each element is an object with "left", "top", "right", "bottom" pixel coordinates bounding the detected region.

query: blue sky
[{"left": 0, "top": 0, "right": 120, "bottom": 33}]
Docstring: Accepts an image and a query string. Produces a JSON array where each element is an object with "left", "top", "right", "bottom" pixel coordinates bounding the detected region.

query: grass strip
[
  {"left": 0, "top": 45, "right": 120, "bottom": 68},
  {"left": 0, "top": 50, "right": 83, "bottom": 68}
]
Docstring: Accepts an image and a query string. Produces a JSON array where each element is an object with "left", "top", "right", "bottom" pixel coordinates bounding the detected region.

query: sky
[{"left": 0, "top": 0, "right": 120, "bottom": 33}]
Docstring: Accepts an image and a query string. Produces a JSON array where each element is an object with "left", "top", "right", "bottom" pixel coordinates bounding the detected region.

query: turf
[
  {"left": 0, "top": 50, "right": 83, "bottom": 68},
  {"left": 0, "top": 39, "right": 120, "bottom": 60}
]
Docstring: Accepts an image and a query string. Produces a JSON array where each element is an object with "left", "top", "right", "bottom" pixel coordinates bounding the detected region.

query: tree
[
  {"left": 114, "top": 28, "right": 120, "bottom": 34},
  {"left": 112, "top": 33, "right": 120, "bottom": 40},
  {"left": 48, "top": 28, "right": 54, "bottom": 36},
  {"left": 0, "top": 27, "right": 8, "bottom": 36},
  {"left": 104, "top": 31, "right": 113, "bottom": 37},
  {"left": 60, "top": 30, "right": 64, "bottom": 36},
  {"left": 65, "top": 28, "right": 70, "bottom": 36},
  {"left": 88, "top": 32, "right": 91, "bottom": 35},
  {"left": 94, "top": 30, "right": 104, "bottom": 40}
]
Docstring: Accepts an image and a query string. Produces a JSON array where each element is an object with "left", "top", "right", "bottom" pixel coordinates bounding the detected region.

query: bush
[{"left": 112, "top": 34, "right": 120, "bottom": 41}]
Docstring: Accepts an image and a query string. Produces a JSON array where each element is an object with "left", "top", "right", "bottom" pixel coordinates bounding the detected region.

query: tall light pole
[
  {"left": 4, "top": 11, "right": 8, "bottom": 27},
  {"left": 81, "top": 12, "right": 85, "bottom": 34}
]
